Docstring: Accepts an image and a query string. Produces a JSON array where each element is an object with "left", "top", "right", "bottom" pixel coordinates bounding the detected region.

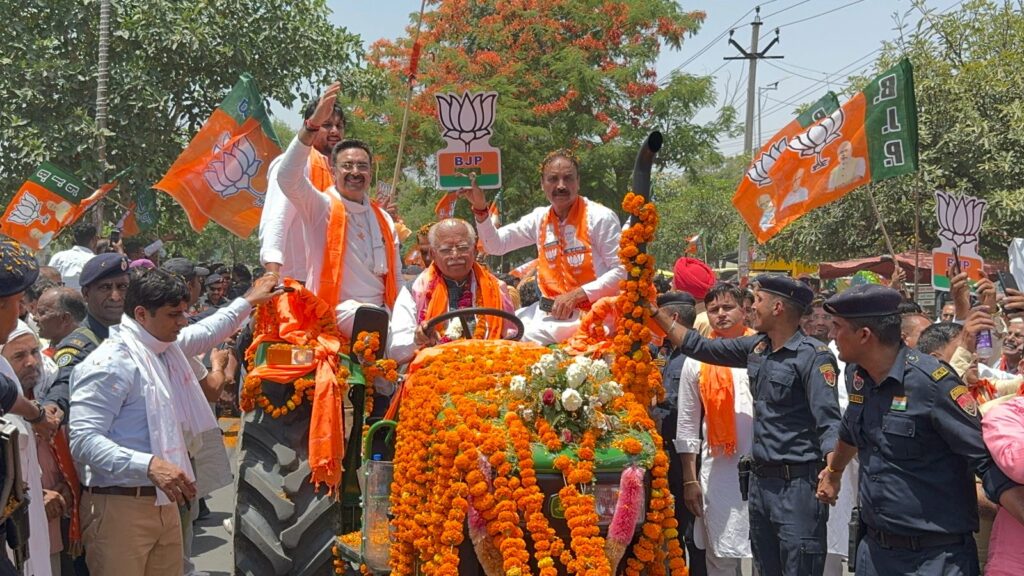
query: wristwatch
[{"left": 26, "top": 401, "right": 46, "bottom": 424}]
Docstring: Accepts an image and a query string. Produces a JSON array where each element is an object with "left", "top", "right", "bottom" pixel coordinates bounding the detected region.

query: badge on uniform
[
  {"left": 819, "top": 364, "right": 837, "bottom": 387},
  {"left": 56, "top": 352, "right": 75, "bottom": 367},
  {"left": 932, "top": 366, "right": 950, "bottom": 381},
  {"left": 890, "top": 396, "right": 908, "bottom": 411},
  {"left": 949, "top": 385, "right": 978, "bottom": 417},
  {"left": 753, "top": 341, "right": 767, "bottom": 355},
  {"left": 853, "top": 372, "right": 864, "bottom": 391},
  {"left": 850, "top": 393, "right": 864, "bottom": 404}
]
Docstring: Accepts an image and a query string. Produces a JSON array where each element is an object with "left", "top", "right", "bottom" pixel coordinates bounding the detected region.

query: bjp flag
[
  {"left": 154, "top": 74, "right": 281, "bottom": 238},
  {"left": 1, "top": 162, "right": 115, "bottom": 250},
  {"left": 733, "top": 59, "right": 919, "bottom": 243}
]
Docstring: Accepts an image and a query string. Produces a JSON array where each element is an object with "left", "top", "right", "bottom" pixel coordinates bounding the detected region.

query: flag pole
[
  {"left": 912, "top": 182, "right": 921, "bottom": 302},
  {"left": 865, "top": 184, "right": 897, "bottom": 258},
  {"left": 389, "top": 0, "right": 428, "bottom": 200}
]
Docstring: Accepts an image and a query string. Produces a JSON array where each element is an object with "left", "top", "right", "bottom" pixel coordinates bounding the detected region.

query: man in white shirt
[
  {"left": 276, "top": 82, "right": 401, "bottom": 337},
  {"left": 676, "top": 283, "right": 754, "bottom": 576},
  {"left": 48, "top": 223, "right": 97, "bottom": 290},
  {"left": 259, "top": 96, "right": 345, "bottom": 281},
  {"left": 459, "top": 151, "right": 625, "bottom": 344}
]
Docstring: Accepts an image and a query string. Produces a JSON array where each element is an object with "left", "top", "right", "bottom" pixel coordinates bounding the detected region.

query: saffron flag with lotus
[
  {"left": 1, "top": 162, "right": 116, "bottom": 250},
  {"left": 733, "top": 58, "right": 919, "bottom": 243},
  {"left": 154, "top": 74, "right": 281, "bottom": 238}
]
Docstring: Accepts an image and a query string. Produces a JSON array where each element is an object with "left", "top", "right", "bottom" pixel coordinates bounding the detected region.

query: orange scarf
[
  {"left": 421, "top": 263, "right": 505, "bottom": 339},
  {"left": 246, "top": 280, "right": 346, "bottom": 491},
  {"left": 308, "top": 148, "right": 333, "bottom": 191},
  {"left": 317, "top": 194, "right": 399, "bottom": 311},
  {"left": 698, "top": 328, "right": 755, "bottom": 456},
  {"left": 536, "top": 197, "right": 597, "bottom": 300}
]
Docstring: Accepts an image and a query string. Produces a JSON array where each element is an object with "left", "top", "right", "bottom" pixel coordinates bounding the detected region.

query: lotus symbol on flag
[
  {"left": 6, "top": 192, "right": 49, "bottom": 227},
  {"left": 746, "top": 138, "right": 788, "bottom": 187},
  {"left": 204, "top": 133, "right": 264, "bottom": 206},
  {"left": 935, "top": 190, "right": 987, "bottom": 248},
  {"left": 788, "top": 107, "right": 845, "bottom": 172},
  {"left": 436, "top": 92, "right": 497, "bottom": 152}
]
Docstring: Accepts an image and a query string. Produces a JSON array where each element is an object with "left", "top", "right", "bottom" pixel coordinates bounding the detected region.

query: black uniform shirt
[
  {"left": 41, "top": 313, "right": 109, "bottom": 414},
  {"left": 0, "top": 372, "right": 18, "bottom": 415},
  {"left": 839, "top": 345, "right": 1017, "bottom": 536},
  {"left": 681, "top": 329, "right": 841, "bottom": 464}
]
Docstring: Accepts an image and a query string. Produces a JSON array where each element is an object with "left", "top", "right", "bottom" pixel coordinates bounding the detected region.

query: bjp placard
[
  {"left": 733, "top": 59, "right": 919, "bottom": 243},
  {"left": 435, "top": 91, "right": 502, "bottom": 190}
]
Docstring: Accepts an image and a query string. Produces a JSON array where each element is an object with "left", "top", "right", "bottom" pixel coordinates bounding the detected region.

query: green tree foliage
[
  {"left": 763, "top": 0, "right": 1024, "bottom": 263},
  {"left": 0, "top": 0, "right": 364, "bottom": 261},
  {"left": 350, "top": 0, "right": 735, "bottom": 237}
]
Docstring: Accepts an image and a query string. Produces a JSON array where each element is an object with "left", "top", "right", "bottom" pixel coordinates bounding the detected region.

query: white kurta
[
  {"left": 259, "top": 155, "right": 313, "bottom": 281},
  {"left": 475, "top": 198, "right": 625, "bottom": 345},
  {"left": 276, "top": 137, "right": 402, "bottom": 336},
  {"left": 675, "top": 356, "right": 753, "bottom": 560},
  {"left": 826, "top": 341, "right": 859, "bottom": 562},
  {"left": 48, "top": 245, "right": 94, "bottom": 290},
  {"left": 0, "top": 357, "right": 52, "bottom": 576}
]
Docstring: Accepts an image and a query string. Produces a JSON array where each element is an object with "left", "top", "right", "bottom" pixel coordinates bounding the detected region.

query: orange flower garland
[
  {"left": 352, "top": 330, "right": 399, "bottom": 435},
  {"left": 613, "top": 192, "right": 663, "bottom": 407}
]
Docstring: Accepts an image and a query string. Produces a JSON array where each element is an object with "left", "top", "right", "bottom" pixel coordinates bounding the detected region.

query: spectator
[
  {"left": 900, "top": 313, "right": 932, "bottom": 347},
  {"left": 202, "top": 274, "right": 229, "bottom": 310},
  {"left": 940, "top": 301, "right": 956, "bottom": 322},
  {"left": 48, "top": 222, "right": 97, "bottom": 290},
  {"left": 672, "top": 256, "right": 717, "bottom": 336},
  {"left": 801, "top": 297, "right": 831, "bottom": 341},
  {"left": 228, "top": 263, "right": 252, "bottom": 300},
  {"left": 982, "top": 397, "right": 1024, "bottom": 575},
  {"left": 38, "top": 265, "right": 63, "bottom": 286},
  {"left": 32, "top": 286, "right": 86, "bottom": 355}
]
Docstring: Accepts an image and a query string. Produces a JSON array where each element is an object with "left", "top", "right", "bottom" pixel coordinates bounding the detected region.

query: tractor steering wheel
[{"left": 422, "top": 307, "right": 524, "bottom": 342}]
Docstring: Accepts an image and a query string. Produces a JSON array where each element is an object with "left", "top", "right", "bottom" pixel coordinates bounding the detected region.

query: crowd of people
[{"left": 0, "top": 80, "right": 1022, "bottom": 576}]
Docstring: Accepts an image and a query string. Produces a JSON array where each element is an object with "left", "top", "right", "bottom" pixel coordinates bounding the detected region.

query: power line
[
  {"left": 763, "top": 0, "right": 813, "bottom": 19},
  {"left": 658, "top": 1, "right": 782, "bottom": 85},
  {"left": 760, "top": 0, "right": 868, "bottom": 41}
]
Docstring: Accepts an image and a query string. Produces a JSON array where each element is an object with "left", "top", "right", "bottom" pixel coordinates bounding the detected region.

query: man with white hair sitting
[{"left": 388, "top": 218, "right": 514, "bottom": 364}]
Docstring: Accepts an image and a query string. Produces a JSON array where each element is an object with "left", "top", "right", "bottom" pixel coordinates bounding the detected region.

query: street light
[{"left": 757, "top": 81, "right": 779, "bottom": 152}]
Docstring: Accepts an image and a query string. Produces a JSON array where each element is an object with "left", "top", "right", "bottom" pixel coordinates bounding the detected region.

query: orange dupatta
[
  {"left": 246, "top": 280, "right": 346, "bottom": 491},
  {"left": 317, "top": 194, "right": 399, "bottom": 311},
  {"left": 536, "top": 197, "right": 597, "bottom": 300},
  {"left": 698, "top": 328, "right": 755, "bottom": 456},
  {"left": 308, "top": 148, "right": 333, "bottom": 191},
  {"left": 422, "top": 263, "right": 505, "bottom": 338}
]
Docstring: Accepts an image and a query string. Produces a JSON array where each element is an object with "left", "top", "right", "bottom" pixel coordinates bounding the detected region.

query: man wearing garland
[
  {"left": 389, "top": 218, "right": 514, "bottom": 364},
  {"left": 460, "top": 151, "right": 625, "bottom": 345},
  {"left": 276, "top": 82, "right": 402, "bottom": 336}
]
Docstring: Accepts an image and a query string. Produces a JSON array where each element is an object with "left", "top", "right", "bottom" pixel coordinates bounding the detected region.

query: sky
[{"left": 281, "top": 0, "right": 962, "bottom": 155}]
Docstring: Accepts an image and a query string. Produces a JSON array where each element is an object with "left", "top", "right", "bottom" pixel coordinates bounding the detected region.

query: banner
[
  {"left": 435, "top": 91, "right": 502, "bottom": 190},
  {"left": 733, "top": 58, "right": 919, "bottom": 242},
  {"left": 154, "top": 74, "right": 281, "bottom": 238},
  {"left": 434, "top": 191, "right": 458, "bottom": 220},
  {"left": 932, "top": 190, "right": 987, "bottom": 290},
  {"left": 1, "top": 162, "right": 114, "bottom": 250}
]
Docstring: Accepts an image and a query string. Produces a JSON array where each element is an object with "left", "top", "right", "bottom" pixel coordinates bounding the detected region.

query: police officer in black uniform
[
  {"left": 0, "top": 239, "right": 51, "bottom": 575},
  {"left": 652, "top": 274, "right": 841, "bottom": 576},
  {"left": 653, "top": 291, "right": 707, "bottom": 576},
  {"left": 818, "top": 283, "right": 1020, "bottom": 575},
  {"left": 39, "top": 253, "right": 130, "bottom": 420}
]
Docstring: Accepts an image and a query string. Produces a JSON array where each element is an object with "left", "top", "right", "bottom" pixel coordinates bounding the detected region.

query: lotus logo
[
  {"left": 935, "top": 190, "right": 987, "bottom": 248},
  {"left": 436, "top": 92, "right": 497, "bottom": 152},
  {"left": 204, "top": 133, "right": 265, "bottom": 206},
  {"left": 746, "top": 138, "right": 788, "bottom": 187},
  {"left": 788, "top": 107, "right": 845, "bottom": 172},
  {"left": 6, "top": 192, "right": 49, "bottom": 227}
]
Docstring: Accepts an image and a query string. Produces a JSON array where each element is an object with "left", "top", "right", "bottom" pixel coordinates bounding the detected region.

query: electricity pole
[{"left": 725, "top": 7, "right": 782, "bottom": 282}]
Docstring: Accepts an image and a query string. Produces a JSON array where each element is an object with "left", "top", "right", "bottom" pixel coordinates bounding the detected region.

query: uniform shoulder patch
[
  {"left": 753, "top": 340, "right": 767, "bottom": 355},
  {"left": 55, "top": 349, "right": 79, "bottom": 367},
  {"left": 819, "top": 364, "right": 837, "bottom": 387},
  {"left": 931, "top": 366, "right": 950, "bottom": 381},
  {"left": 949, "top": 385, "right": 978, "bottom": 417},
  {"left": 816, "top": 344, "right": 830, "bottom": 353}
]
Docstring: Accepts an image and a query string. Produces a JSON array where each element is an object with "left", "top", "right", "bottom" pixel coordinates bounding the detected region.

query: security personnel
[
  {"left": 0, "top": 239, "right": 51, "bottom": 576},
  {"left": 818, "top": 284, "right": 1019, "bottom": 575},
  {"left": 653, "top": 290, "right": 707, "bottom": 576},
  {"left": 39, "top": 252, "right": 131, "bottom": 419},
  {"left": 652, "top": 274, "right": 841, "bottom": 576}
]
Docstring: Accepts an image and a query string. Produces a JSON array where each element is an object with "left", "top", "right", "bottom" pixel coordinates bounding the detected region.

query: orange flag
[
  {"left": 434, "top": 191, "right": 458, "bottom": 220},
  {"left": 154, "top": 74, "right": 281, "bottom": 238},
  {"left": 733, "top": 59, "right": 919, "bottom": 243},
  {"left": 1, "top": 162, "right": 115, "bottom": 250}
]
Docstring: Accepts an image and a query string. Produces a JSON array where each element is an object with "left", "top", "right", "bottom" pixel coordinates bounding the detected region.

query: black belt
[
  {"left": 866, "top": 526, "right": 970, "bottom": 551},
  {"left": 83, "top": 485, "right": 157, "bottom": 497},
  {"left": 752, "top": 461, "right": 820, "bottom": 480}
]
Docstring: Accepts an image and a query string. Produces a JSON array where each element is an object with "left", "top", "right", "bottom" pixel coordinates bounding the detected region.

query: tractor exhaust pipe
[{"left": 628, "top": 131, "right": 662, "bottom": 232}]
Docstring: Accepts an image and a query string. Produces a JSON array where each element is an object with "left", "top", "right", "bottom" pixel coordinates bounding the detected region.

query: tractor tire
[{"left": 233, "top": 385, "right": 341, "bottom": 576}]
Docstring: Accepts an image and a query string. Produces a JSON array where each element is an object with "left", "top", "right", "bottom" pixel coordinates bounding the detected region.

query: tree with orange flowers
[{"left": 347, "top": 0, "right": 734, "bottom": 235}]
